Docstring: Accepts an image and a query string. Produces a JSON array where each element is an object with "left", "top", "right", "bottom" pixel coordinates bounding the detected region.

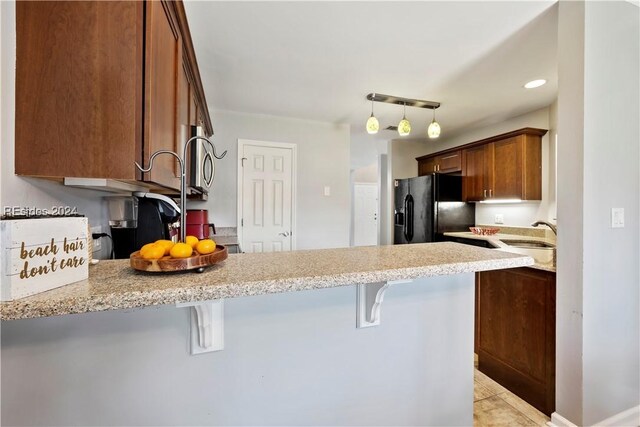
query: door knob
[{"left": 278, "top": 231, "right": 289, "bottom": 237}]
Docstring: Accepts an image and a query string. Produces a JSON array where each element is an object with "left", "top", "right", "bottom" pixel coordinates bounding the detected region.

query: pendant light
[
  {"left": 427, "top": 108, "right": 441, "bottom": 139},
  {"left": 398, "top": 103, "right": 411, "bottom": 136},
  {"left": 366, "top": 97, "right": 379, "bottom": 134}
]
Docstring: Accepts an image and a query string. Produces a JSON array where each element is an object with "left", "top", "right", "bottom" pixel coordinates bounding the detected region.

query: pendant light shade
[
  {"left": 366, "top": 114, "right": 379, "bottom": 134},
  {"left": 398, "top": 103, "right": 411, "bottom": 136},
  {"left": 428, "top": 108, "right": 441, "bottom": 139},
  {"left": 366, "top": 99, "right": 379, "bottom": 134}
]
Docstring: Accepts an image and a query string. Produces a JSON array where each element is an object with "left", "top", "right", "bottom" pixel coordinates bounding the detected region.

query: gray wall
[
  {"left": 190, "top": 110, "right": 351, "bottom": 250},
  {"left": 581, "top": 1, "right": 639, "bottom": 423},
  {"left": 557, "top": 1, "right": 640, "bottom": 424},
  {"left": 2, "top": 274, "right": 475, "bottom": 426}
]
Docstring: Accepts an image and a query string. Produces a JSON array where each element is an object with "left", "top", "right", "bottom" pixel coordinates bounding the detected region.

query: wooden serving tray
[{"left": 130, "top": 245, "right": 228, "bottom": 273}]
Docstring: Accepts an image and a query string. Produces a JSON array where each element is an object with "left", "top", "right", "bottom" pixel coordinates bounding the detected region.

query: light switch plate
[
  {"left": 324, "top": 186, "right": 331, "bottom": 196},
  {"left": 494, "top": 214, "right": 504, "bottom": 224},
  {"left": 611, "top": 208, "right": 625, "bottom": 228}
]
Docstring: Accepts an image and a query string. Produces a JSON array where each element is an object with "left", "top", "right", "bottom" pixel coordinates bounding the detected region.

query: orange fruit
[
  {"left": 196, "top": 239, "right": 216, "bottom": 255},
  {"left": 185, "top": 235, "right": 199, "bottom": 249},
  {"left": 141, "top": 244, "right": 164, "bottom": 260},
  {"left": 139, "top": 243, "right": 156, "bottom": 256},
  {"left": 155, "top": 239, "right": 175, "bottom": 256},
  {"left": 170, "top": 242, "right": 193, "bottom": 258}
]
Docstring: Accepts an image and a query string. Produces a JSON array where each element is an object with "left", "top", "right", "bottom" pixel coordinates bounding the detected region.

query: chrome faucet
[{"left": 531, "top": 220, "right": 557, "bottom": 235}]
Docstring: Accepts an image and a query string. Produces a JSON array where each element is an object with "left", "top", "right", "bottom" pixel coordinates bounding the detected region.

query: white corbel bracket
[
  {"left": 356, "top": 279, "right": 413, "bottom": 328},
  {"left": 176, "top": 299, "right": 225, "bottom": 354}
]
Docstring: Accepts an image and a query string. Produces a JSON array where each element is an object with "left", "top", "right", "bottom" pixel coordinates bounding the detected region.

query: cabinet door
[
  {"left": 143, "top": 0, "right": 181, "bottom": 190},
  {"left": 476, "top": 268, "right": 555, "bottom": 415},
  {"left": 15, "top": 1, "right": 143, "bottom": 180},
  {"left": 463, "top": 145, "right": 488, "bottom": 201},
  {"left": 436, "top": 151, "right": 462, "bottom": 173},
  {"left": 418, "top": 157, "right": 437, "bottom": 176},
  {"left": 491, "top": 137, "right": 523, "bottom": 199},
  {"left": 177, "top": 57, "right": 192, "bottom": 162}
]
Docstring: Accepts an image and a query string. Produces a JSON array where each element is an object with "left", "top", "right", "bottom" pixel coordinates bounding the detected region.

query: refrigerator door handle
[{"left": 404, "top": 194, "right": 414, "bottom": 242}]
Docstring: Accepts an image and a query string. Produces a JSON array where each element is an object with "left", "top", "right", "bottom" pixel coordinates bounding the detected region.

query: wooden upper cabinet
[
  {"left": 462, "top": 129, "right": 545, "bottom": 201},
  {"left": 416, "top": 150, "right": 462, "bottom": 175},
  {"left": 418, "top": 157, "right": 438, "bottom": 175},
  {"left": 435, "top": 151, "right": 462, "bottom": 173},
  {"left": 14, "top": 0, "right": 213, "bottom": 191},
  {"left": 15, "top": 1, "right": 143, "bottom": 180},
  {"left": 144, "top": 0, "right": 181, "bottom": 189},
  {"left": 463, "top": 145, "right": 489, "bottom": 201}
]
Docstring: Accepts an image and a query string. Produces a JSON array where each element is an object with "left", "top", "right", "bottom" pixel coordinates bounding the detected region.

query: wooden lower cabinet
[{"left": 475, "top": 267, "right": 556, "bottom": 415}]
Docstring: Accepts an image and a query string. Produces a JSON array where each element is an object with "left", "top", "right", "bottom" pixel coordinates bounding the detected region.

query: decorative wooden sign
[{"left": 1, "top": 217, "right": 89, "bottom": 301}]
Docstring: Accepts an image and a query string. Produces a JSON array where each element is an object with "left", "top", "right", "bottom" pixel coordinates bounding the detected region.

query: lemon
[
  {"left": 155, "top": 239, "right": 175, "bottom": 256},
  {"left": 185, "top": 235, "right": 199, "bottom": 249},
  {"left": 196, "top": 239, "right": 216, "bottom": 255},
  {"left": 141, "top": 244, "right": 165, "bottom": 260},
  {"left": 170, "top": 242, "right": 193, "bottom": 258},
  {"left": 139, "top": 243, "right": 156, "bottom": 256}
]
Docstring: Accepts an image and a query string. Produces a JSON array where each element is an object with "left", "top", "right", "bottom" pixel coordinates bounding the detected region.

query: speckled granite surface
[
  {"left": 0, "top": 243, "right": 533, "bottom": 321},
  {"left": 444, "top": 230, "right": 556, "bottom": 273}
]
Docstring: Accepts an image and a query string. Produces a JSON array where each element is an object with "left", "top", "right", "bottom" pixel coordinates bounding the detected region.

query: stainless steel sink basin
[{"left": 500, "top": 239, "right": 555, "bottom": 249}]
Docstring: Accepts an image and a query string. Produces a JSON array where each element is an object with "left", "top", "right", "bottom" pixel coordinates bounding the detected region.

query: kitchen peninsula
[{"left": 1, "top": 243, "right": 532, "bottom": 426}]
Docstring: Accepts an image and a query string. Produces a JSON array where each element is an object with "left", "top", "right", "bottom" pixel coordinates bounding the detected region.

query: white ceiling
[{"left": 184, "top": 1, "right": 558, "bottom": 144}]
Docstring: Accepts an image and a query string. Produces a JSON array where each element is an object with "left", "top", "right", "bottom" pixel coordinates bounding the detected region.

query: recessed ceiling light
[{"left": 524, "top": 79, "right": 547, "bottom": 89}]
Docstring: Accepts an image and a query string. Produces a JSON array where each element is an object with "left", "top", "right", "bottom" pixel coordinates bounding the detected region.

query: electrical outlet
[
  {"left": 494, "top": 214, "right": 504, "bottom": 224},
  {"left": 91, "top": 226, "right": 103, "bottom": 251},
  {"left": 611, "top": 208, "right": 625, "bottom": 228}
]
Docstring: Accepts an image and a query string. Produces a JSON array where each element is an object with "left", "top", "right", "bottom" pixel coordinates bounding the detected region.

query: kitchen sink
[
  {"left": 500, "top": 239, "right": 555, "bottom": 249},
  {"left": 498, "top": 240, "right": 555, "bottom": 265}
]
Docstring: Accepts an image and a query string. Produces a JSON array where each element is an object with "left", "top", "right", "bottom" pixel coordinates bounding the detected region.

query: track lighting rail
[{"left": 366, "top": 93, "right": 440, "bottom": 110}]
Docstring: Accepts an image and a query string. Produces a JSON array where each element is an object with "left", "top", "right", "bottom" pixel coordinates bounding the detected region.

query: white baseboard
[
  {"left": 594, "top": 405, "right": 640, "bottom": 427},
  {"left": 549, "top": 412, "right": 578, "bottom": 427},
  {"left": 548, "top": 406, "right": 640, "bottom": 427}
]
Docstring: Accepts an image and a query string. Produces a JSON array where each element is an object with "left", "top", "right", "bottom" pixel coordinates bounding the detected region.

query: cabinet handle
[
  {"left": 489, "top": 189, "right": 493, "bottom": 198},
  {"left": 433, "top": 165, "right": 437, "bottom": 172},
  {"left": 484, "top": 189, "right": 487, "bottom": 198}
]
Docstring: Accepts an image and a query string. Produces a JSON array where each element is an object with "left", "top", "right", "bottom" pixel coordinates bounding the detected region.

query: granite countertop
[
  {"left": 443, "top": 231, "right": 556, "bottom": 273},
  {"left": 0, "top": 242, "right": 533, "bottom": 321}
]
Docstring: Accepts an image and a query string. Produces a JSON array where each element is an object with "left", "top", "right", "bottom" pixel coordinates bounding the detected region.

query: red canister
[{"left": 185, "top": 209, "right": 215, "bottom": 239}]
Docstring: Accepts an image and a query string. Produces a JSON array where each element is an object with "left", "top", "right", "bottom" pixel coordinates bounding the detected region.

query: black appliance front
[
  {"left": 111, "top": 198, "right": 171, "bottom": 259},
  {"left": 393, "top": 178, "right": 410, "bottom": 244},
  {"left": 408, "top": 175, "right": 434, "bottom": 243},
  {"left": 394, "top": 174, "right": 474, "bottom": 244}
]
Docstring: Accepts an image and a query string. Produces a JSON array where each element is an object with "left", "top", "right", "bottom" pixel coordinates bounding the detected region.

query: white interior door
[
  {"left": 240, "top": 142, "right": 294, "bottom": 253},
  {"left": 353, "top": 183, "right": 378, "bottom": 246}
]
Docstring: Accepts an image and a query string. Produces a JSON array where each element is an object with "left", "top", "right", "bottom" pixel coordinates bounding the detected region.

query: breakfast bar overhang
[{"left": 1, "top": 243, "right": 532, "bottom": 426}]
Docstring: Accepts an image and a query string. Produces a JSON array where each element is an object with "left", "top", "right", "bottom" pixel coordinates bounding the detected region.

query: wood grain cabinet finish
[
  {"left": 15, "top": 0, "right": 212, "bottom": 191},
  {"left": 462, "top": 129, "right": 545, "bottom": 201},
  {"left": 462, "top": 145, "right": 489, "bottom": 201},
  {"left": 417, "top": 150, "right": 462, "bottom": 175},
  {"left": 475, "top": 267, "right": 556, "bottom": 415}
]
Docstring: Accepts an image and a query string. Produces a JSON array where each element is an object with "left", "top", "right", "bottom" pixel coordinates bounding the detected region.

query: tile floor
[{"left": 474, "top": 357, "right": 550, "bottom": 426}]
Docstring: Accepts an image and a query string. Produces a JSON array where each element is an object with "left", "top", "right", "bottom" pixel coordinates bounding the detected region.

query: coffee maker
[{"left": 107, "top": 192, "right": 180, "bottom": 259}]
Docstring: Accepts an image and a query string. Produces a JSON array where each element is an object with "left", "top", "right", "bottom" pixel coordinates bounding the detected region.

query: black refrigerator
[{"left": 394, "top": 174, "right": 475, "bottom": 244}]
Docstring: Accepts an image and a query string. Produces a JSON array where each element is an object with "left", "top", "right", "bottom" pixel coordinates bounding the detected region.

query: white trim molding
[
  {"left": 549, "top": 412, "right": 578, "bottom": 427},
  {"left": 548, "top": 406, "right": 640, "bottom": 427},
  {"left": 594, "top": 405, "right": 640, "bottom": 427}
]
